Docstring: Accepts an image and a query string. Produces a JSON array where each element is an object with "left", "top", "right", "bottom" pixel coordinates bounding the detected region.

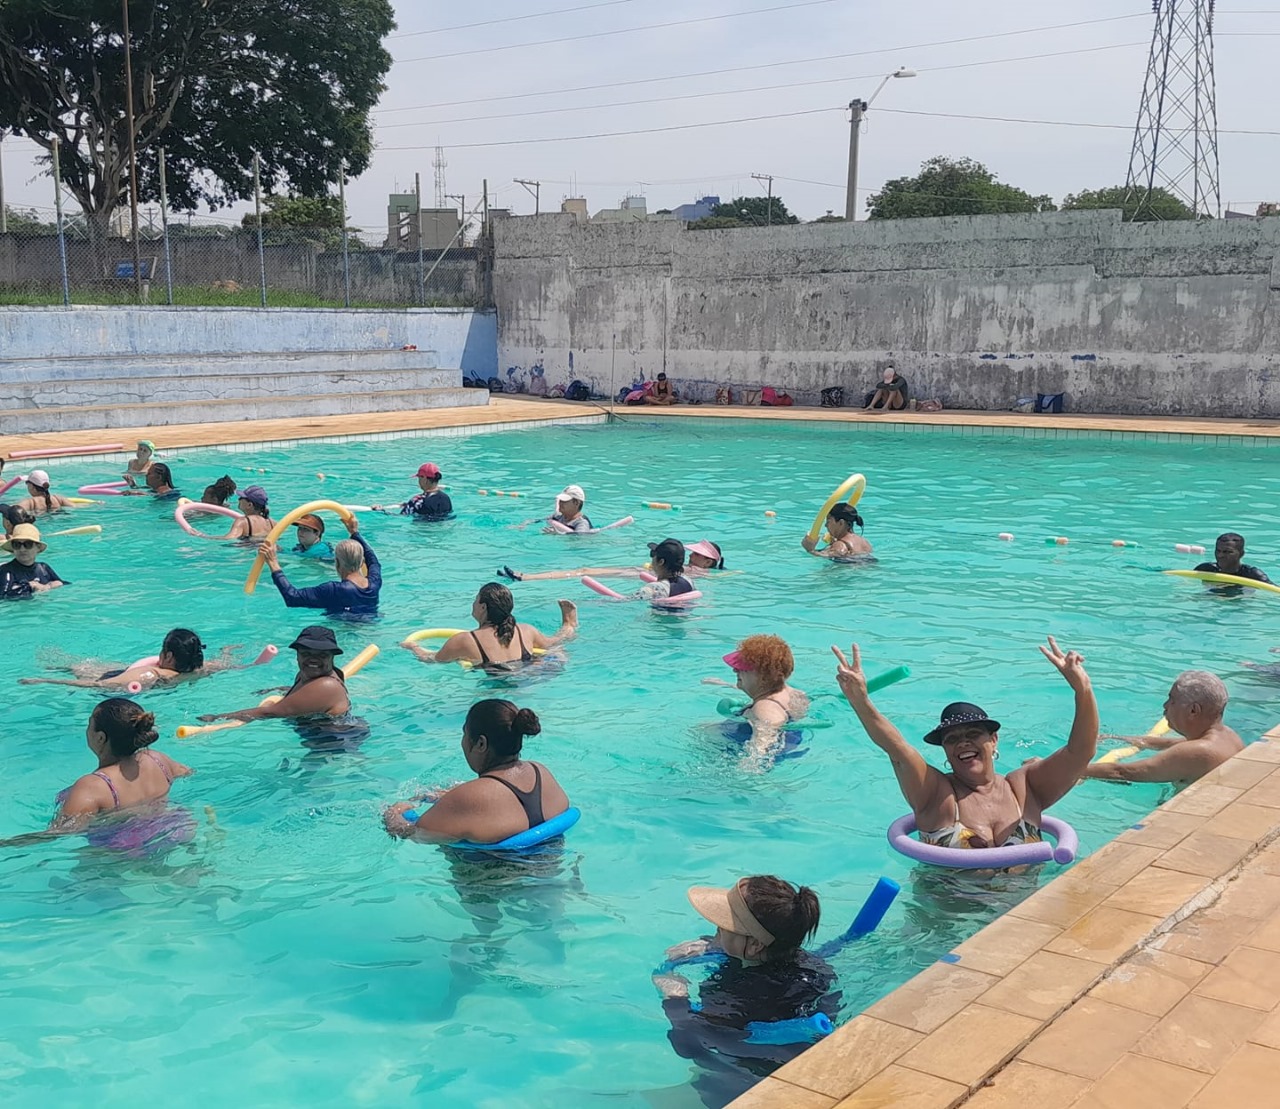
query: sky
[{"left": 2, "top": 0, "right": 1278, "bottom": 234}]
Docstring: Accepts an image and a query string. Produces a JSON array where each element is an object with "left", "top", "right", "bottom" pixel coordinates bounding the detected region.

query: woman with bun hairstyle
[
  {"left": 52, "top": 698, "right": 192, "bottom": 829},
  {"left": 800, "top": 501, "right": 872, "bottom": 559},
  {"left": 383, "top": 699, "right": 570, "bottom": 843},
  {"left": 15, "top": 469, "right": 75, "bottom": 516}
]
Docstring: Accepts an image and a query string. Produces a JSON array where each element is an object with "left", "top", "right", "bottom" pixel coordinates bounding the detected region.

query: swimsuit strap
[
  {"left": 469, "top": 630, "right": 493, "bottom": 666},
  {"left": 515, "top": 625, "right": 532, "bottom": 663},
  {"left": 92, "top": 770, "right": 121, "bottom": 810},
  {"left": 481, "top": 763, "right": 545, "bottom": 829},
  {"left": 140, "top": 748, "right": 173, "bottom": 784}
]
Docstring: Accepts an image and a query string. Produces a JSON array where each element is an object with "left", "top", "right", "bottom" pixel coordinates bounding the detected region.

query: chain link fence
[{"left": 0, "top": 154, "right": 489, "bottom": 309}]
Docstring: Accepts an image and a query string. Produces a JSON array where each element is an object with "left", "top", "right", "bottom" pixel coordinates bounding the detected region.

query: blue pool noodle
[
  {"left": 814, "top": 876, "right": 900, "bottom": 958},
  {"left": 744, "top": 1012, "right": 833, "bottom": 1045}
]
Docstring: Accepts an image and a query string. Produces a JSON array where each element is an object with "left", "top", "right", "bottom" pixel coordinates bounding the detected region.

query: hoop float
[
  {"left": 888, "top": 812, "right": 1078, "bottom": 868},
  {"left": 175, "top": 501, "right": 244, "bottom": 538},
  {"left": 807, "top": 473, "right": 866, "bottom": 543}
]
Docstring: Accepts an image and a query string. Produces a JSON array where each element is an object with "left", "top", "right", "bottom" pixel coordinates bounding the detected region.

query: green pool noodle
[{"left": 865, "top": 665, "right": 910, "bottom": 694}]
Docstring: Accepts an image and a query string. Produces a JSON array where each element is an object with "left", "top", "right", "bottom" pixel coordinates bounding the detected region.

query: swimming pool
[{"left": 3, "top": 416, "right": 1279, "bottom": 1107}]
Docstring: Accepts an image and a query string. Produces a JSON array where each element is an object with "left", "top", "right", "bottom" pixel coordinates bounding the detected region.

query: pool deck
[
  {"left": 729, "top": 734, "right": 1280, "bottom": 1109},
  {"left": 2, "top": 397, "right": 1279, "bottom": 461},
  {"left": 4, "top": 397, "right": 1280, "bottom": 1102}
]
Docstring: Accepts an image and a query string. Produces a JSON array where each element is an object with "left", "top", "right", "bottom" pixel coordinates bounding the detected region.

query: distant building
[
  {"left": 561, "top": 197, "right": 589, "bottom": 222},
  {"left": 385, "top": 193, "right": 462, "bottom": 250},
  {"left": 672, "top": 195, "right": 720, "bottom": 222},
  {"left": 592, "top": 195, "right": 648, "bottom": 223}
]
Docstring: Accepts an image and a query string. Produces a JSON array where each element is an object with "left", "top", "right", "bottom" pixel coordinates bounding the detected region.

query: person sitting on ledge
[
  {"left": 1194, "top": 532, "right": 1271, "bottom": 584},
  {"left": 834, "top": 636, "right": 1097, "bottom": 853},
  {"left": 644, "top": 373, "right": 678, "bottom": 405},
  {"left": 865, "top": 365, "right": 908, "bottom": 412},
  {"left": 1084, "top": 671, "right": 1243, "bottom": 787}
]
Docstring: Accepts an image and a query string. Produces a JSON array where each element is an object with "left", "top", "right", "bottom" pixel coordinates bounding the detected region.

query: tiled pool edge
[{"left": 728, "top": 734, "right": 1280, "bottom": 1109}]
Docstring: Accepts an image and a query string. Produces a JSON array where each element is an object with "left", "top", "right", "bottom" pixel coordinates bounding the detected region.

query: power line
[
  {"left": 376, "top": 42, "right": 1147, "bottom": 131},
  {"left": 877, "top": 106, "right": 1280, "bottom": 136},
  {"left": 389, "top": 0, "right": 642, "bottom": 39},
  {"left": 378, "top": 13, "right": 1151, "bottom": 112},
  {"left": 394, "top": 0, "right": 840, "bottom": 65},
  {"left": 378, "top": 107, "right": 843, "bottom": 151}
]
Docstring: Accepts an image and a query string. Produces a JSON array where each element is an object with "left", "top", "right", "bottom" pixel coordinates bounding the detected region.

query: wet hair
[
  {"left": 334, "top": 539, "right": 364, "bottom": 576},
  {"left": 734, "top": 634, "right": 795, "bottom": 693},
  {"left": 1216, "top": 532, "right": 1245, "bottom": 550},
  {"left": 3, "top": 504, "right": 34, "bottom": 532},
  {"left": 161, "top": 628, "right": 206, "bottom": 673},
  {"left": 742, "top": 875, "right": 821, "bottom": 958},
  {"left": 149, "top": 462, "right": 174, "bottom": 489},
  {"left": 202, "top": 475, "right": 237, "bottom": 507},
  {"left": 91, "top": 697, "right": 160, "bottom": 758},
  {"left": 477, "top": 581, "right": 518, "bottom": 646},
  {"left": 465, "top": 698, "right": 541, "bottom": 769},
  {"left": 1170, "top": 670, "right": 1229, "bottom": 720},
  {"left": 26, "top": 477, "right": 53, "bottom": 513},
  {"left": 828, "top": 502, "right": 864, "bottom": 531}
]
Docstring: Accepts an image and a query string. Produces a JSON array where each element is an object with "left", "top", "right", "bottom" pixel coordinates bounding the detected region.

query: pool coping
[
  {"left": 727, "top": 733, "right": 1280, "bottom": 1109},
  {"left": 4, "top": 396, "right": 1280, "bottom": 464}
]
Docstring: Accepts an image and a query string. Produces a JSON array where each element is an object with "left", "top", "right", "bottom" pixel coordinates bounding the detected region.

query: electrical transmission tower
[
  {"left": 1125, "top": 0, "right": 1220, "bottom": 219},
  {"left": 433, "top": 146, "right": 447, "bottom": 208}
]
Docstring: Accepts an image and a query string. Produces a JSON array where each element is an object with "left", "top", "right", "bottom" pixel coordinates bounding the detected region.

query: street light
[{"left": 844, "top": 67, "right": 916, "bottom": 221}]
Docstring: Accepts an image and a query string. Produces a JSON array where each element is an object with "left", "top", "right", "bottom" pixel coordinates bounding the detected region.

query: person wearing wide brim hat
[
  {"left": 197, "top": 625, "right": 349, "bottom": 725},
  {"left": 831, "top": 636, "right": 1098, "bottom": 853},
  {"left": 0, "top": 522, "right": 67, "bottom": 597}
]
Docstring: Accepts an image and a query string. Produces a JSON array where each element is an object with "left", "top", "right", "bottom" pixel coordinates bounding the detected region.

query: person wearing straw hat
[
  {"left": 15, "top": 470, "right": 76, "bottom": 516},
  {"left": 122, "top": 440, "right": 156, "bottom": 487},
  {"left": 832, "top": 635, "right": 1097, "bottom": 853},
  {"left": 1, "top": 523, "right": 67, "bottom": 598}
]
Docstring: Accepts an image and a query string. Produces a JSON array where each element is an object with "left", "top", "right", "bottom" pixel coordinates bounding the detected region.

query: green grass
[{"left": 0, "top": 284, "right": 479, "bottom": 310}]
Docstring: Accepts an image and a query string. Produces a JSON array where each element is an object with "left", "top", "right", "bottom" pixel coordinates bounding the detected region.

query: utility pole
[
  {"left": 751, "top": 173, "right": 775, "bottom": 226},
  {"left": 121, "top": 0, "right": 143, "bottom": 300},
  {"left": 514, "top": 178, "right": 541, "bottom": 215},
  {"left": 446, "top": 192, "right": 466, "bottom": 243},
  {"left": 844, "top": 100, "right": 865, "bottom": 222}
]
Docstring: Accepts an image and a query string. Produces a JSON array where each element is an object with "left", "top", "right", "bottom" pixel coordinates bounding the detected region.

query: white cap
[
  {"left": 21, "top": 469, "right": 50, "bottom": 487},
  {"left": 556, "top": 484, "right": 586, "bottom": 504}
]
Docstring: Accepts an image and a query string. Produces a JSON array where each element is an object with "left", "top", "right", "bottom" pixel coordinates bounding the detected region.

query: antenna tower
[
  {"left": 433, "top": 146, "right": 447, "bottom": 208},
  {"left": 1125, "top": 0, "right": 1220, "bottom": 219}
]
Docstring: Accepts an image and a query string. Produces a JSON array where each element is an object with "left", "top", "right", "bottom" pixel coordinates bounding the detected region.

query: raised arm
[
  {"left": 833, "top": 643, "right": 942, "bottom": 814},
  {"left": 527, "top": 601, "right": 578, "bottom": 648},
  {"left": 354, "top": 530, "right": 381, "bottom": 591},
  {"left": 1022, "top": 636, "right": 1099, "bottom": 810}
]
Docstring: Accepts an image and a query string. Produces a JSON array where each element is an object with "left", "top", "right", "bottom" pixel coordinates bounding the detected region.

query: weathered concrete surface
[{"left": 492, "top": 211, "right": 1280, "bottom": 417}]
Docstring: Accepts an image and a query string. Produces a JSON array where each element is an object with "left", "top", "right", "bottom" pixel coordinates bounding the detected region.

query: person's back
[
  {"left": 464, "top": 759, "right": 569, "bottom": 842},
  {"left": 469, "top": 622, "right": 536, "bottom": 667}
]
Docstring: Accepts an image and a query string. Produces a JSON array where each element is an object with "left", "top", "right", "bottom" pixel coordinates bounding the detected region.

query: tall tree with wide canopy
[
  {"left": 0, "top": 0, "right": 394, "bottom": 267},
  {"left": 868, "top": 156, "right": 1055, "bottom": 220}
]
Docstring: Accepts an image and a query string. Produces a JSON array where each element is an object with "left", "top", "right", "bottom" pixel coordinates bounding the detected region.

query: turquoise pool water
[{"left": 3, "top": 417, "right": 1279, "bottom": 1107}]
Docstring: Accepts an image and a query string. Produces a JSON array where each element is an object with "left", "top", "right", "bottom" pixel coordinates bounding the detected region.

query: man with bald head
[{"left": 1085, "top": 671, "right": 1243, "bottom": 786}]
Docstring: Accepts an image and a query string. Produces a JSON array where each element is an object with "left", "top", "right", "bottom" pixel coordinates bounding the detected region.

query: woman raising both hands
[{"left": 832, "top": 637, "right": 1097, "bottom": 853}]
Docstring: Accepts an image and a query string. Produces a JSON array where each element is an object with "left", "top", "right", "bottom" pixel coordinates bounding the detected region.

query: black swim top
[
  {"left": 668, "top": 574, "right": 694, "bottom": 597},
  {"left": 481, "top": 763, "right": 545, "bottom": 829},
  {"left": 470, "top": 625, "right": 533, "bottom": 668}
]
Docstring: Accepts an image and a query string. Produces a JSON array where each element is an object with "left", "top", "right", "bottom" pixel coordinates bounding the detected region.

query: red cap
[{"left": 415, "top": 463, "right": 441, "bottom": 479}]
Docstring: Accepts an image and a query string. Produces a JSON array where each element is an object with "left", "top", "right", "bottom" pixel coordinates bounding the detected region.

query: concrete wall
[
  {"left": 0, "top": 306, "right": 498, "bottom": 380},
  {"left": 492, "top": 210, "right": 1280, "bottom": 417}
]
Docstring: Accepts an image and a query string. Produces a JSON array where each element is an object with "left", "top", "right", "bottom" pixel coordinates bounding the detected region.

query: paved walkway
[
  {"left": 3, "top": 397, "right": 1279, "bottom": 462},
  {"left": 731, "top": 734, "right": 1280, "bottom": 1109}
]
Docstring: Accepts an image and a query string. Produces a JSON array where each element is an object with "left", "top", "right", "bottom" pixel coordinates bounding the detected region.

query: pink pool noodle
[
  {"left": 0, "top": 476, "right": 20, "bottom": 496},
  {"left": 9, "top": 443, "right": 125, "bottom": 459}
]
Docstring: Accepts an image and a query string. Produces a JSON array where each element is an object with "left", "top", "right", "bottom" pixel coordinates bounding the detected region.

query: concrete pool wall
[{"left": 491, "top": 209, "right": 1280, "bottom": 417}]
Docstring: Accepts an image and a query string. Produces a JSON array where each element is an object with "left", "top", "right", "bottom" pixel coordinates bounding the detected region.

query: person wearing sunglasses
[{"left": 0, "top": 523, "right": 67, "bottom": 598}]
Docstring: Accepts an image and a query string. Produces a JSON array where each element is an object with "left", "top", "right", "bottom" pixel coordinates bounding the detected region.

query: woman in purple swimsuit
[{"left": 50, "top": 698, "right": 194, "bottom": 850}]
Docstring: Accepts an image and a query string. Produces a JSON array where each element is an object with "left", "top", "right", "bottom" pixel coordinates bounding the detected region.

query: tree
[
  {"left": 811, "top": 211, "right": 844, "bottom": 223},
  {"left": 0, "top": 1, "right": 393, "bottom": 270},
  {"left": 867, "top": 156, "right": 1055, "bottom": 220},
  {"left": 689, "top": 195, "right": 799, "bottom": 229},
  {"left": 241, "top": 194, "right": 364, "bottom": 250},
  {"left": 2, "top": 206, "right": 58, "bottom": 235},
  {"left": 1258, "top": 202, "right": 1279, "bottom": 217},
  {"left": 1061, "top": 185, "right": 1194, "bottom": 221}
]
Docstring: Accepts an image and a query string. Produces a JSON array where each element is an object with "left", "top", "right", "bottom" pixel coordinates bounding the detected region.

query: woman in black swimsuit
[
  {"left": 383, "top": 699, "right": 571, "bottom": 843},
  {"left": 401, "top": 582, "right": 578, "bottom": 670}
]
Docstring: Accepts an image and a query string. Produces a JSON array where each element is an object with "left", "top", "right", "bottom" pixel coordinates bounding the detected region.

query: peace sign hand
[
  {"left": 1038, "top": 635, "right": 1090, "bottom": 692},
  {"left": 831, "top": 642, "right": 869, "bottom": 704}
]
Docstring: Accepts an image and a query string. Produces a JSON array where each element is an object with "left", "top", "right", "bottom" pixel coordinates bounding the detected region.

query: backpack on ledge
[{"left": 565, "top": 380, "right": 591, "bottom": 401}]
